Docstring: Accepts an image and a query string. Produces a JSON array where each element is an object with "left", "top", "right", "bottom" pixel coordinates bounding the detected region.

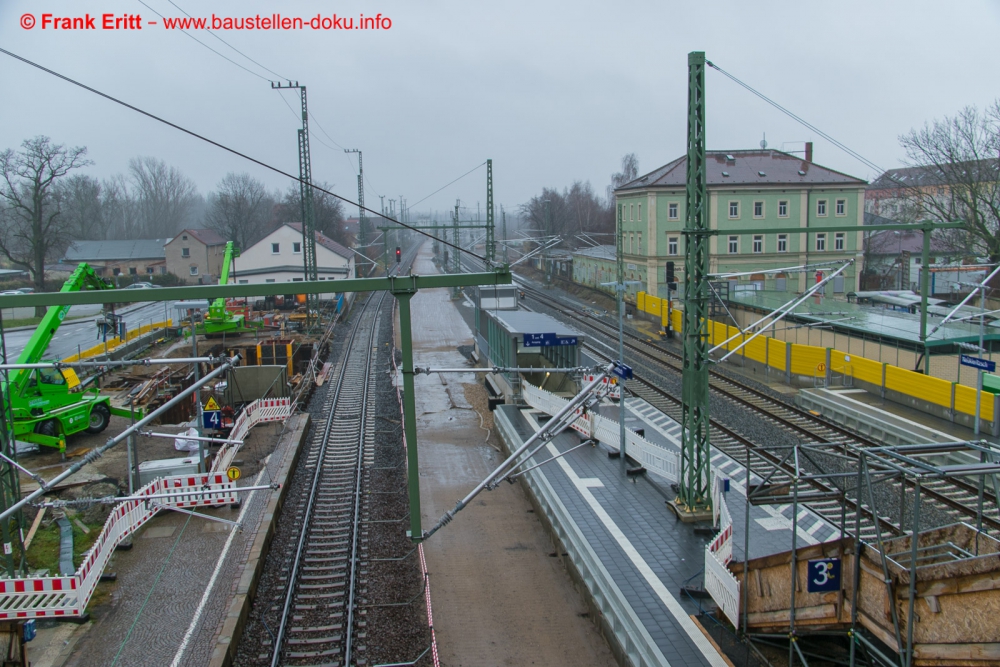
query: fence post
[
  {"left": 786, "top": 344, "right": 792, "bottom": 385},
  {"left": 950, "top": 382, "right": 956, "bottom": 422},
  {"left": 825, "top": 348, "right": 832, "bottom": 386},
  {"left": 993, "top": 393, "right": 1000, "bottom": 437},
  {"left": 881, "top": 363, "right": 887, "bottom": 399}
]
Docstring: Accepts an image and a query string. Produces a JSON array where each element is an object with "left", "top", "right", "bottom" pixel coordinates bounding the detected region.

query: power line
[
  {"left": 407, "top": 162, "right": 487, "bottom": 210},
  {"left": 134, "top": 0, "right": 269, "bottom": 82},
  {"left": 0, "top": 47, "right": 487, "bottom": 263},
  {"left": 706, "top": 60, "right": 885, "bottom": 177},
  {"left": 165, "top": 0, "right": 291, "bottom": 81}
]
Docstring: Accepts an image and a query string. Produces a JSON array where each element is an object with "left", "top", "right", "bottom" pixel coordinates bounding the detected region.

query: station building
[{"left": 614, "top": 147, "right": 866, "bottom": 299}]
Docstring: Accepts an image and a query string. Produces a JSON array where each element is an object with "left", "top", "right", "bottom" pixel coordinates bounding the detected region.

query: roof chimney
[{"left": 805, "top": 142, "right": 814, "bottom": 163}]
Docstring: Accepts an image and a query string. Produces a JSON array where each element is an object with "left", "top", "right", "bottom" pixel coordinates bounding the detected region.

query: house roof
[
  {"left": 64, "top": 239, "right": 169, "bottom": 262},
  {"left": 616, "top": 149, "right": 866, "bottom": 191},
  {"left": 864, "top": 212, "right": 899, "bottom": 226},
  {"left": 867, "top": 230, "right": 956, "bottom": 256},
  {"left": 869, "top": 159, "right": 999, "bottom": 191},
  {"left": 572, "top": 244, "right": 616, "bottom": 261},
  {"left": 287, "top": 223, "right": 352, "bottom": 259},
  {"left": 173, "top": 228, "right": 227, "bottom": 246}
]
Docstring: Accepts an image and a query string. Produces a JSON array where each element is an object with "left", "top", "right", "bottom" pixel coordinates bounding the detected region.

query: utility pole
[
  {"left": 500, "top": 205, "right": 508, "bottom": 264},
  {"left": 0, "top": 328, "right": 24, "bottom": 577},
  {"left": 345, "top": 149, "right": 366, "bottom": 276},
  {"left": 452, "top": 200, "right": 461, "bottom": 285},
  {"left": 677, "top": 51, "right": 712, "bottom": 519},
  {"left": 486, "top": 159, "right": 495, "bottom": 266},
  {"left": 272, "top": 81, "right": 318, "bottom": 324}
]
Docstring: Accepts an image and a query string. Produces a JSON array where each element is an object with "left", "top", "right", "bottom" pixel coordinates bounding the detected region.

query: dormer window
[
  {"left": 758, "top": 171, "right": 766, "bottom": 177},
  {"left": 721, "top": 171, "right": 730, "bottom": 177},
  {"left": 725, "top": 154, "right": 735, "bottom": 162},
  {"left": 798, "top": 170, "right": 806, "bottom": 176}
]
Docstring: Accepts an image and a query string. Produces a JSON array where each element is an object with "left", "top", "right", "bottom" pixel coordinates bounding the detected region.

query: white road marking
[
  {"left": 523, "top": 413, "right": 728, "bottom": 667},
  {"left": 169, "top": 466, "right": 268, "bottom": 667}
]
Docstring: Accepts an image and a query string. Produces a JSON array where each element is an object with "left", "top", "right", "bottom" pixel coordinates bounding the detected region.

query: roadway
[{"left": 0, "top": 300, "right": 175, "bottom": 361}]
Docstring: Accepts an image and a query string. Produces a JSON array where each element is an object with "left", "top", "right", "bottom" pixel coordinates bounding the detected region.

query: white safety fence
[
  {"left": 704, "top": 468, "right": 741, "bottom": 627},
  {"left": 521, "top": 381, "right": 678, "bottom": 483},
  {"left": 0, "top": 397, "right": 291, "bottom": 621},
  {"left": 212, "top": 397, "right": 292, "bottom": 473}
]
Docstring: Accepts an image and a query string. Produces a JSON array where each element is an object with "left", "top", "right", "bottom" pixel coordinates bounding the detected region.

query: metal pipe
[
  {"left": 0, "top": 357, "right": 237, "bottom": 522},
  {"left": 422, "top": 365, "right": 613, "bottom": 539},
  {"left": 506, "top": 440, "right": 592, "bottom": 482},
  {"left": 926, "top": 262, "right": 1000, "bottom": 337},
  {"left": 0, "top": 356, "right": 224, "bottom": 370},
  {"left": 710, "top": 259, "right": 845, "bottom": 279},
  {"left": 38, "top": 484, "right": 277, "bottom": 506},
  {"left": 140, "top": 431, "right": 242, "bottom": 445},
  {"left": 413, "top": 367, "right": 590, "bottom": 374}
]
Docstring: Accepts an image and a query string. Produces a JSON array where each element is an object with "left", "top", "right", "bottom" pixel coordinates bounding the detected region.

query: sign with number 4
[{"left": 807, "top": 557, "right": 841, "bottom": 593}]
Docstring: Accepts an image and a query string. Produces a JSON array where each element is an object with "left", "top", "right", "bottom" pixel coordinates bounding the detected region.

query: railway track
[{"left": 453, "top": 252, "right": 1000, "bottom": 536}]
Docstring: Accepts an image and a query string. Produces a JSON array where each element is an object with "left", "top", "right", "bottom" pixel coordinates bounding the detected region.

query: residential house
[
  {"left": 866, "top": 159, "right": 999, "bottom": 221},
  {"left": 234, "top": 223, "right": 355, "bottom": 286},
  {"left": 164, "top": 229, "right": 228, "bottom": 284},
  {"left": 614, "top": 147, "right": 867, "bottom": 298},
  {"left": 864, "top": 229, "right": 962, "bottom": 292},
  {"left": 63, "top": 239, "right": 169, "bottom": 280}
]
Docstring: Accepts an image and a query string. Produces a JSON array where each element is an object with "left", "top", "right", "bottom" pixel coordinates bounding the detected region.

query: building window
[
  {"left": 113, "top": 268, "right": 121, "bottom": 276},
  {"left": 668, "top": 236, "right": 678, "bottom": 255},
  {"left": 630, "top": 203, "right": 634, "bottom": 221},
  {"left": 816, "top": 233, "right": 826, "bottom": 251},
  {"left": 728, "top": 235, "right": 739, "bottom": 254},
  {"left": 293, "top": 242, "right": 302, "bottom": 253},
  {"left": 753, "top": 201, "right": 764, "bottom": 218},
  {"left": 752, "top": 235, "right": 763, "bottom": 253},
  {"left": 729, "top": 201, "right": 739, "bottom": 219},
  {"left": 265, "top": 278, "right": 275, "bottom": 283},
  {"left": 129, "top": 267, "right": 137, "bottom": 275},
  {"left": 835, "top": 232, "right": 845, "bottom": 251},
  {"left": 182, "top": 235, "right": 188, "bottom": 240},
  {"left": 181, "top": 247, "right": 190, "bottom": 258},
  {"left": 778, "top": 234, "right": 788, "bottom": 253},
  {"left": 146, "top": 267, "right": 154, "bottom": 274},
  {"left": 638, "top": 203, "right": 642, "bottom": 221},
  {"left": 668, "top": 202, "right": 679, "bottom": 220},
  {"left": 778, "top": 200, "right": 788, "bottom": 217},
  {"left": 189, "top": 265, "right": 199, "bottom": 276},
  {"left": 836, "top": 199, "right": 846, "bottom": 216},
  {"left": 637, "top": 232, "right": 642, "bottom": 255},
  {"left": 293, "top": 278, "right": 303, "bottom": 282},
  {"left": 817, "top": 199, "right": 827, "bottom": 216},
  {"left": 271, "top": 243, "right": 280, "bottom": 254}
]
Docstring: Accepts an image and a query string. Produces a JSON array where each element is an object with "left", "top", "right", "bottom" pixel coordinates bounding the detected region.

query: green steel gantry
[
  {"left": 678, "top": 51, "right": 713, "bottom": 518},
  {"left": 272, "top": 82, "right": 318, "bottom": 318},
  {"left": 486, "top": 159, "right": 495, "bottom": 265},
  {"left": 0, "top": 268, "right": 513, "bottom": 543}
]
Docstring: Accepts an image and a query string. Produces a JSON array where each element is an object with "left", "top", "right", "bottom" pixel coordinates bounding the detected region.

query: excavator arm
[{"left": 207, "top": 242, "right": 238, "bottom": 322}]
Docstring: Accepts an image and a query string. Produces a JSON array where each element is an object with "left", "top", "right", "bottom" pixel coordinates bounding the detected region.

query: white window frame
[
  {"left": 637, "top": 203, "right": 642, "bottom": 222},
  {"left": 189, "top": 265, "right": 199, "bottom": 276},
  {"left": 630, "top": 203, "right": 634, "bottom": 221},
  {"left": 777, "top": 234, "right": 788, "bottom": 253},
  {"left": 817, "top": 199, "right": 828, "bottom": 216},
  {"left": 668, "top": 202, "right": 679, "bottom": 220},
  {"left": 728, "top": 235, "right": 739, "bottom": 254},
  {"left": 752, "top": 235, "right": 763, "bottom": 254},
  {"left": 637, "top": 232, "right": 642, "bottom": 255},
  {"left": 271, "top": 243, "right": 280, "bottom": 254},
  {"left": 668, "top": 236, "right": 678, "bottom": 256},
  {"left": 778, "top": 200, "right": 788, "bottom": 218},
  {"left": 729, "top": 201, "right": 739, "bottom": 219},
  {"left": 753, "top": 201, "right": 764, "bottom": 218},
  {"left": 816, "top": 233, "right": 826, "bottom": 251},
  {"left": 835, "top": 232, "right": 845, "bottom": 251},
  {"left": 836, "top": 199, "right": 846, "bottom": 216}
]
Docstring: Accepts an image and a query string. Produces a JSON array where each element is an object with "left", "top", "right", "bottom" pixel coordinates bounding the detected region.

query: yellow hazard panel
[
  {"left": 62, "top": 368, "right": 80, "bottom": 389},
  {"left": 767, "top": 338, "right": 786, "bottom": 371}
]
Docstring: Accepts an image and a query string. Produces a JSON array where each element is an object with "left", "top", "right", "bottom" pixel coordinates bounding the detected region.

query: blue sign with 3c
[{"left": 807, "top": 558, "right": 841, "bottom": 593}]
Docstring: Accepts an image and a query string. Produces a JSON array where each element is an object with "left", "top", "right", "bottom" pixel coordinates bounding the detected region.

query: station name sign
[
  {"left": 960, "top": 355, "right": 996, "bottom": 372},
  {"left": 523, "top": 332, "right": 578, "bottom": 348}
]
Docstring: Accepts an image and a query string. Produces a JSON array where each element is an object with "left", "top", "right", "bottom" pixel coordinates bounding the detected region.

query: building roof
[
  {"left": 616, "top": 150, "right": 866, "bottom": 191},
  {"left": 64, "top": 239, "right": 169, "bottom": 262},
  {"left": 287, "top": 223, "right": 352, "bottom": 259},
  {"left": 489, "top": 310, "right": 584, "bottom": 338},
  {"left": 572, "top": 244, "right": 616, "bottom": 261},
  {"left": 173, "top": 228, "right": 227, "bottom": 246},
  {"left": 863, "top": 212, "right": 899, "bottom": 226},
  {"left": 866, "top": 230, "right": 956, "bottom": 256},
  {"left": 869, "top": 159, "right": 999, "bottom": 191}
]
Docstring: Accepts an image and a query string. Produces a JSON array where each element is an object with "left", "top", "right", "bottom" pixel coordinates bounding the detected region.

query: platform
[{"left": 494, "top": 392, "right": 841, "bottom": 666}]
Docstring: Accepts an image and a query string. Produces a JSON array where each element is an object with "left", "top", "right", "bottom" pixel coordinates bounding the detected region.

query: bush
[{"left": 150, "top": 273, "right": 186, "bottom": 287}]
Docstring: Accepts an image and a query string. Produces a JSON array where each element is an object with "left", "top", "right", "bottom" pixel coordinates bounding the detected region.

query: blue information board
[
  {"left": 613, "top": 362, "right": 633, "bottom": 380},
  {"left": 523, "top": 332, "right": 578, "bottom": 348},
  {"left": 960, "top": 355, "right": 996, "bottom": 372},
  {"left": 806, "top": 558, "right": 841, "bottom": 593},
  {"left": 203, "top": 410, "right": 222, "bottom": 430}
]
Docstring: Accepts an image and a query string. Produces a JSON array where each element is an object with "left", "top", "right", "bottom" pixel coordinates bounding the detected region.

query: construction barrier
[
  {"left": 212, "top": 397, "right": 292, "bottom": 473},
  {"left": 62, "top": 319, "right": 173, "bottom": 362},
  {"left": 634, "top": 292, "right": 997, "bottom": 428},
  {"left": 705, "top": 467, "right": 740, "bottom": 627}
]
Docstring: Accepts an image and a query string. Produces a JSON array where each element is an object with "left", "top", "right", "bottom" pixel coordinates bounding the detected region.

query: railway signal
[{"left": 396, "top": 247, "right": 401, "bottom": 263}]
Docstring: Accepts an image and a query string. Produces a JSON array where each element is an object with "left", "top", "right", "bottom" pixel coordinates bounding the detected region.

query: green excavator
[
  {"left": 195, "top": 241, "right": 258, "bottom": 336},
  {"left": 4, "top": 263, "right": 119, "bottom": 452}
]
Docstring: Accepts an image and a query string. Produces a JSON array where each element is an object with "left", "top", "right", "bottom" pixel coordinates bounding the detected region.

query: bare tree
[
  {"left": 58, "top": 174, "right": 106, "bottom": 240},
  {"left": 127, "top": 156, "right": 198, "bottom": 237},
  {"left": 275, "top": 181, "right": 348, "bottom": 246},
  {"left": 893, "top": 101, "right": 1000, "bottom": 260},
  {"left": 206, "top": 173, "right": 275, "bottom": 250},
  {"left": 0, "top": 136, "right": 91, "bottom": 313},
  {"left": 521, "top": 181, "right": 612, "bottom": 246},
  {"left": 100, "top": 173, "right": 141, "bottom": 239},
  {"left": 608, "top": 153, "right": 639, "bottom": 202}
]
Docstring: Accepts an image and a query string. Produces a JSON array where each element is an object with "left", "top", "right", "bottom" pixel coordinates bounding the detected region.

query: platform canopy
[{"left": 727, "top": 290, "right": 1000, "bottom": 354}]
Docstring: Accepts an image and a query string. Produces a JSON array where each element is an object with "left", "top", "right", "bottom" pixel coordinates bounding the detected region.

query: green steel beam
[
  {"left": 0, "top": 271, "right": 513, "bottom": 309},
  {"left": 486, "top": 159, "right": 495, "bottom": 265},
  {"left": 679, "top": 50, "right": 712, "bottom": 517},
  {"left": 378, "top": 224, "right": 489, "bottom": 231},
  {"left": 393, "top": 287, "right": 422, "bottom": 540}
]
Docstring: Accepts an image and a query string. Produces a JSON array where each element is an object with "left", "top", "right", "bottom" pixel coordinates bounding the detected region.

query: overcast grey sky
[{"left": 2, "top": 0, "right": 999, "bottom": 220}]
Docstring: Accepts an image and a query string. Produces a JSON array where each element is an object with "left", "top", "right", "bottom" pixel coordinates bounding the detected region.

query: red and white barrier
[
  {"left": 213, "top": 397, "right": 292, "bottom": 474},
  {"left": 704, "top": 468, "right": 740, "bottom": 627}
]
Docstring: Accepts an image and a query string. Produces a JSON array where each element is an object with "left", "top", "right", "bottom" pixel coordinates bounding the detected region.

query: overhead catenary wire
[
  {"left": 0, "top": 48, "right": 488, "bottom": 263},
  {"left": 406, "top": 162, "right": 487, "bottom": 210}
]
